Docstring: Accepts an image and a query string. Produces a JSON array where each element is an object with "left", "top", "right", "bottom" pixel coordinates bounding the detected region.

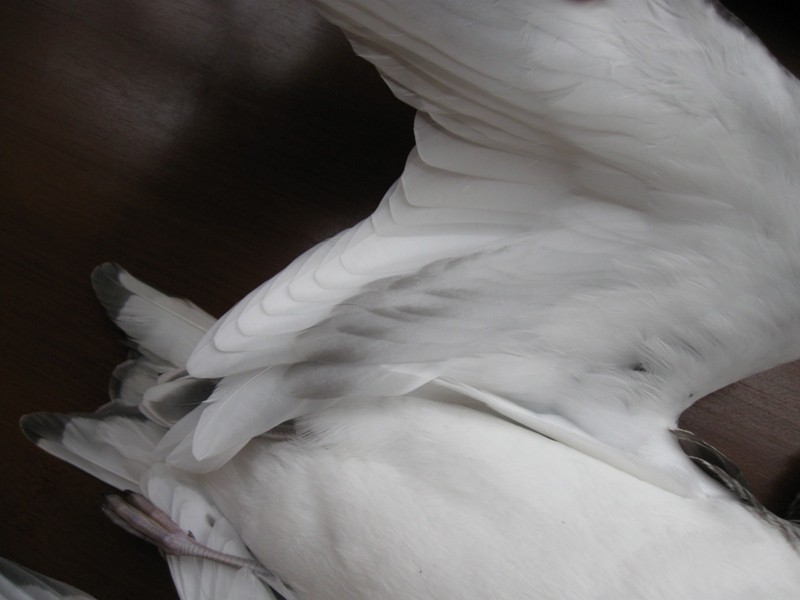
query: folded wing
[{"left": 175, "top": 0, "right": 800, "bottom": 481}]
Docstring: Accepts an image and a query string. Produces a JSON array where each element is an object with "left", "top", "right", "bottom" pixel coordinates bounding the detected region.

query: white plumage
[
  {"left": 0, "top": 557, "right": 98, "bottom": 600},
  {"left": 20, "top": 0, "right": 800, "bottom": 598}
]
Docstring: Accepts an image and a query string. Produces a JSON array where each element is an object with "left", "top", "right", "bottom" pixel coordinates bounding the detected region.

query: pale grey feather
[{"left": 0, "top": 557, "right": 97, "bottom": 600}]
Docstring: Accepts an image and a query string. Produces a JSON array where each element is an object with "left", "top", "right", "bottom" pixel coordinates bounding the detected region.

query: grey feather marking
[
  {"left": 20, "top": 409, "right": 148, "bottom": 447},
  {"left": 19, "top": 412, "right": 71, "bottom": 445},
  {"left": 107, "top": 356, "right": 151, "bottom": 401},
  {"left": 90, "top": 262, "right": 130, "bottom": 323},
  {"left": 260, "top": 422, "right": 297, "bottom": 441},
  {"left": 109, "top": 357, "right": 136, "bottom": 399},
  {"left": 673, "top": 429, "right": 800, "bottom": 547},
  {"left": 142, "top": 377, "right": 217, "bottom": 426},
  {"left": 697, "top": 459, "right": 800, "bottom": 547},
  {"left": 787, "top": 492, "right": 800, "bottom": 522},
  {"left": 672, "top": 429, "right": 749, "bottom": 489},
  {"left": 91, "top": 262, "right": 213, "bottom": 342}
]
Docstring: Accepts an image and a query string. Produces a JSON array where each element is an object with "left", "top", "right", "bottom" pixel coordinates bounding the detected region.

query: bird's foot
[{"left": 103, "top": 490, "right": 296, "bottom": 599}]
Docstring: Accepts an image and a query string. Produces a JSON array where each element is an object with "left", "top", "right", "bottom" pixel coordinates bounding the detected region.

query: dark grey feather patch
[
  {"left": 90, "top": 262, "right": 130, "bottom": 323},
  {"left": 19, "top": 412, "right": 71, "bottom": 445}
]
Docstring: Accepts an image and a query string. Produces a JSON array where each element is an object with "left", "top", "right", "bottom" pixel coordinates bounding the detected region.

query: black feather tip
[
  {"left": 90, "top": 262, "right": 131, "bottom": 323},
  {"left": 19, "top": 411, "right": 72, "bottom": 445}
]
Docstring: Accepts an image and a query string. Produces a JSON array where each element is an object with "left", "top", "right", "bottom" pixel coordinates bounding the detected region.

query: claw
[{"left": 102, "top": 491, "right": 297, "bottom": 599}]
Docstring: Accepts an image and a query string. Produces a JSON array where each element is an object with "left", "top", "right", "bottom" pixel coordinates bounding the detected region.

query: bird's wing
[
  {"left": 182, "top": 201, "right": 800, "bottom": 493},
  {"left": 0, "top": 557, "right": 97, "bottom": 600},
  {"left": 167, "top": 0, "right": 800, "bottom": 487},
  {"left": 189, "top": 0, "right": 800, "bottom": 379},
  {"left": 316, "top": 0, "right": 800, "bottom": 221}
]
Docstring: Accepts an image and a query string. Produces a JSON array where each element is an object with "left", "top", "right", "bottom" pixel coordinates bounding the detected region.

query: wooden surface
[{"left": 1, "top": 1, "right": 799, "bottom": 598}]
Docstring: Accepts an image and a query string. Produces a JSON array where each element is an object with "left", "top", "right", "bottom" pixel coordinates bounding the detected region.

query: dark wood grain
[{"left": 1, "top": 2, "right": 798, "bottom": 599}]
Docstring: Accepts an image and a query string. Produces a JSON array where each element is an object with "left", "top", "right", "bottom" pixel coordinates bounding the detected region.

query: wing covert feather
[{"left": 180, "top": 0, "right": 800, "bottom": 476}]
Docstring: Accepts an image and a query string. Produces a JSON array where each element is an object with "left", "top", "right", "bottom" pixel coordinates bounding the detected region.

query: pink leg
[{"left": 103, "top": 490, "right": 296, "bottom": 599}]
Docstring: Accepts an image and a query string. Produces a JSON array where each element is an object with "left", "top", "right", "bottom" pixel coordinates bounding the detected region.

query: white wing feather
[
  {"left": 193, "top": 0, "right": 800, "bottom": 373},
  {"left": 179, "top": 0, "right": 800, "bottom": 476}
]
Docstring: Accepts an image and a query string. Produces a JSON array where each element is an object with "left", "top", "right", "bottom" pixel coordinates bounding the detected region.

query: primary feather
[
  {"left": 20, "top": 0, "right": 800, "bottom": 598},
  {"left": 92, "top": 263, "right": 216, "bottom": 367}
]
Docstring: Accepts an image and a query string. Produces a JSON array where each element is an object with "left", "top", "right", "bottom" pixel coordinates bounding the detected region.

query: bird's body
[
  {"left": 202, "top": 396, "right": 800, "bottom": 599},
  {"left": 19, "top": 0, "right": 800, "bottom": 598}
]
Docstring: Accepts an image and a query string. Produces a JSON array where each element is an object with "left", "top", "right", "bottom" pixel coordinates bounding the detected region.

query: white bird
[{"left": 20, "top": 0, "right": 800, "bottom": 598}]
